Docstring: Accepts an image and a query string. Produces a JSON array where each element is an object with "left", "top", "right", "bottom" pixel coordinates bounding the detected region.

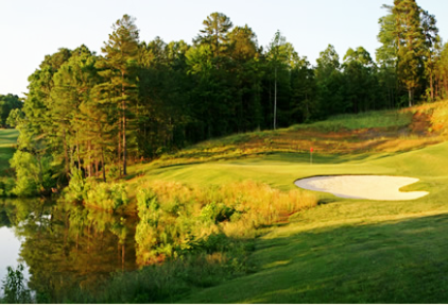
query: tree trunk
[
  {"left": 101, "top": 146, "right": 106, "bottom": 183},
  {"left": 408, "top": 89, "right": 413, "bottom": 107},
  {"left": 274, "top": 67, "right": 277, "bottom": 130},
  {"left": 430, "top": 72, "right": 434, "bottom": 102},
  {"left": 122, "top": 70, "right": 127, "bottom": 176},
  {"left": 63, "top": 129, "right": 69, "bottom": 179},
  {"left": 122, "top": 243, "right": 125, "bottom": 272},
  {"left": 118, "top": 120, "right": 122, "bottom": 176},
  {"left": 77, "top": 143, "right": 81, "bottom": 171},
  {"left": 87, "top": 141, "right": 92, "bottom": 177}
]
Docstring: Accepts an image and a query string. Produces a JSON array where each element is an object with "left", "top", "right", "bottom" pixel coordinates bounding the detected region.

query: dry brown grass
[{"left": 142, "top": 103, "right": 448, "bottom": 170}]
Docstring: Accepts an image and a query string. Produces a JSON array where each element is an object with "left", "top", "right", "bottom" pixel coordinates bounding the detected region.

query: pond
[{"left": 0, "top": 198, "right": 138, "bottom": 300}]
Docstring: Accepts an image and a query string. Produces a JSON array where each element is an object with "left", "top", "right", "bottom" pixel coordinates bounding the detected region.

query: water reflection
[
  {"left": 0, "top": 226, "right": 25, "bottom": 286},
  {"left": 1, "top": 198, "right": 137, "bottom": 301}
]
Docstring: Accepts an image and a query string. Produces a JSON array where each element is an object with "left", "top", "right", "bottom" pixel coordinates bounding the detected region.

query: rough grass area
[
  {"left": 126, "top": 130, "right": 448, "bottom": 303},
  {"left": 147, "top": 106, "right": 445, "bottom": 169},
  {"left": 291, "top": 108, "right": 412, "bottom": 131}
]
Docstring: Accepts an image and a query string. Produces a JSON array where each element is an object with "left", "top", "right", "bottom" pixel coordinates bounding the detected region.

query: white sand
[{"left": 294, "top": 175, "right": 428, "bottom": 201}]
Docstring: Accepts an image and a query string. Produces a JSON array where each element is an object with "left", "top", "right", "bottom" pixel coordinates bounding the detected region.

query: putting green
[{"left": 295, "top": 175, "right": 429, "bottom": 201}]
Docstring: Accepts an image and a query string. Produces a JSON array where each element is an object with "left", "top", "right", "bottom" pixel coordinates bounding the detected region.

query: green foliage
[
  {"left": 85, "top": 182, "right": 129, "bottom": 213},
  {"left": 199, "top": 202, "right": 235, "bottom": 224},
  {"left": 0, "top": 178, "right": 15, "bottom": 198},
  {"left": 5, "top": 108, "right": 24, "bottom": 128},
  {"left": 0, "top": 94, "right": 22, "bottom": 128},
  {"left": 0, "top": 264, "right": 31, "bottom": 304},
  {"left": 135, "top": 180, "right": 317, "bottom": 265},
  {"left": 10, "top": 150, "right": 54, "bottom": 197},
  {"left": 106, "top": 165, "right": 120, "bottom": 181},
  {"left": 64, "top": 167, "right": 90, "bottom": 202}
]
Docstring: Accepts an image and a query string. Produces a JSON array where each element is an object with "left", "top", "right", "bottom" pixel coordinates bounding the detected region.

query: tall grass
[{"left": 135, "top": 180, "right": 318, "bottom": 266}]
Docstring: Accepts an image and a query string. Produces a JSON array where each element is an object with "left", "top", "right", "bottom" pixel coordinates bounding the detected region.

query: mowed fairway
[
  {"left": 133, "top": 141, "right": 448, "bottom": 303},
  {"left": 0, "top": 129, "right": 18, "bottom": 172}
]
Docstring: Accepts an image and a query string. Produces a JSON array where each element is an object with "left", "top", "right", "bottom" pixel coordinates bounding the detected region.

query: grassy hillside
[
  {"left": 121, "top": 103, "right": 448, "bottom": 303},
  {"left": 146, "top": 105, "right": 446, "bottom": 171}
]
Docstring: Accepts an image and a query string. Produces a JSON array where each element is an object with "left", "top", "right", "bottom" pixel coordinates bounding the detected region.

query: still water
[{"left": 0, "top": 198, "right": 138, "bottom": 299}]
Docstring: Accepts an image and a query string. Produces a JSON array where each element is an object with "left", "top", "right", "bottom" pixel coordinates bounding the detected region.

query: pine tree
[
  {"left": 394, "top": 0, "right": 425, "bottom": 106},
  {"left": 100, "top": 15, "right": 139, "bottom": 176},
  {"left": 420, "top": 9, "right": 440, "bottom": 101},
  {"left": 196, "top": 12, "right": 233, "bottom": 58}
]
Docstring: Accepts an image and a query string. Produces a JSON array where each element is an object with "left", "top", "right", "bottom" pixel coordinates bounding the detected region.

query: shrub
[
  {"left": 64, "top": 167, "right": 89, "bottom": 203},
  {"left": 85, "top": 183, "right": 129, "bottom": 213},
  {"left": 135, "top": 180, "right": 318, "bottom": 265},
  {"left": 10, "top": 151, "right": 54, "bottom": 197},
  {"left": 0, "top": 178, "right": 15, "bottom": 197}
]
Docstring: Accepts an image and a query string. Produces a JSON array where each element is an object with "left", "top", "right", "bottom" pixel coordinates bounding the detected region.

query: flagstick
[{"left": 310, "top": 150, "right": 312, "bottom": 165}]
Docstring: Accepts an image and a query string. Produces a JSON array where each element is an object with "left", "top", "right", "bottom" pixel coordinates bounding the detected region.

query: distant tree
[
  {"left": 420, "top": 9, "right": 440, "bottom": 101},
  {"left": 342, "top": 47, "right": 379, "bottom": 112},
  {"left": 6, "top": 108, "right": 24, "bottom": 128},
  {"left": 315, "top": 44, "right": 344, "bottom": 116},
  {"left": 394, "top": 0, "right": 426, "bottom": 106},
  {"left": 227, "top": 25, "right": 262, "bottom": 132},
  {"left": 196, "top": 12, "right": 233, "bottom": 57},
  {"left": 434, "top": 43, "right": 448, "bottom": 99},
  {"left": 290, "top": 54, "right": 317, "bottom": 122},
  {"left": 0, "top": 94, "right": 22, "bottom": 127}
]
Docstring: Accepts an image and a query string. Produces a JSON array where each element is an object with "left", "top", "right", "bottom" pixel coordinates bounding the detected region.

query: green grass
[
  {"left": 125, "top": 138, "right": 448, "bottom": 303},
  {"left": 290, "top": 109, "right": 412, "bottom": 132},
  {"left": 0, "top": 129, "right": 19, "bottom": 172}
]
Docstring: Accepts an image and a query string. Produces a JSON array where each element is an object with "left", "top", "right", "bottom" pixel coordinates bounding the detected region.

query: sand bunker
[{"left": 295, "top": 175, "right": 428, "bottom": 201}]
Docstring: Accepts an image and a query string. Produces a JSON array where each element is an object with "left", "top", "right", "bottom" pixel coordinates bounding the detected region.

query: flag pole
[{"left": 310, "top": 147, "right": 313, "bottom": 165}]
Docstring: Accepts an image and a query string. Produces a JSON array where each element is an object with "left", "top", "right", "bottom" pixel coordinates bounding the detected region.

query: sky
[{"left": 1, "top": 0, "right": 448, "bottom": 97}]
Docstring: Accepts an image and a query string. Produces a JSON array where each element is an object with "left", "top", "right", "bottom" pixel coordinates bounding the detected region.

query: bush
[
  {"left": 199, "top": 202, "right": 235, "bottom": 224},
  {"left": 64, "top": 167, "right": 89, "bottom": 203},
  {"left": 85, "top": 182, "right": 129, "bottom": 213},
  {"left": 106, "top": 165, "right": 120, "bottom": 181},
  {"left": 10, "top": 151, "right": 54, "bottom": 197},
  {"left": 0, "top": 178, "right": 15, "bottom": 197},
  {"left": 135, "top": 180, "right": 318, "bottom": 265}
]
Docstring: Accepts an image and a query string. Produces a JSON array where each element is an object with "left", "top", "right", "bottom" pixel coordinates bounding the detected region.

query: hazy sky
[{"left": 1, "top": 0, "right": 447, "bottom": 97}]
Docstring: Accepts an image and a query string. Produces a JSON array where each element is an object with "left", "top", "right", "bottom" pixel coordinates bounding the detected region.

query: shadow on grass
[{"left": 186, "top": 213, "right": 448, "bottom": 303}]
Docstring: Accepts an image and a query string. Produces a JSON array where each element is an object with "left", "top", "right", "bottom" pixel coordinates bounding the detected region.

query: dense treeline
[{"left": 10, "top": 0, "right": 448, "bottom": 196}]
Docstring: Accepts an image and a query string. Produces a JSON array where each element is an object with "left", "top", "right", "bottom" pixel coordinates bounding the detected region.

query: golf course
[
  {"left": 4, "top": 1, "right": 448, "bottom": 302},
  {"left": 121, "top": 102, "right": 448, "bottom": 303},
  {"left": 2, "top": 102, "right": 448, "bottom": 303}
]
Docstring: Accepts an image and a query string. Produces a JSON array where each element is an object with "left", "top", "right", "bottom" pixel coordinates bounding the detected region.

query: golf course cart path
[{"left": 295, "top": 175, "right": 428, "bottom": 200}]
